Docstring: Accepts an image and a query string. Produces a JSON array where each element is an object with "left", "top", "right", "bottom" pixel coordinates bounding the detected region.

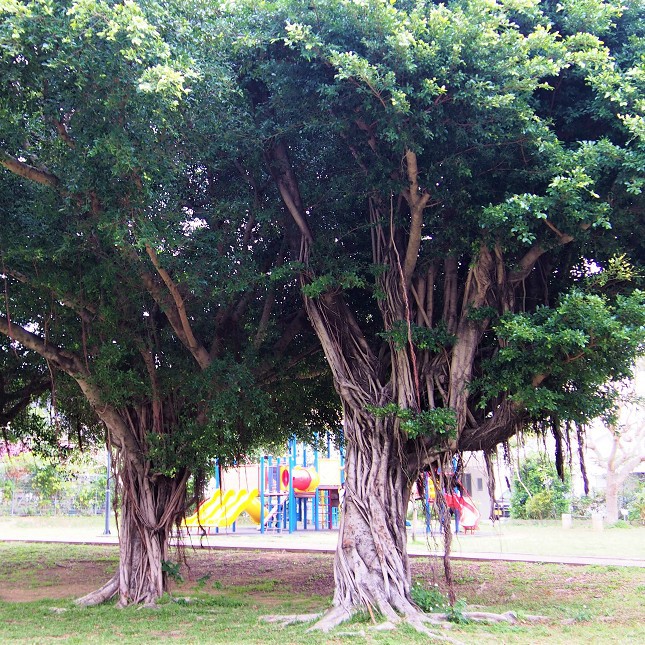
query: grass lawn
[
  {"left": 0, "top": 514, "right": 117, "bottom": 543},
  {"left": 0, "top": 542, "right": 643, "bottom": 644},
  {"left": 423, "top": 519, "right": 645, "bottom": 559}
]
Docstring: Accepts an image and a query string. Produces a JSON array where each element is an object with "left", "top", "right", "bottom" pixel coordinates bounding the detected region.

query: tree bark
[
  {"left": 316, "top": 406, "right": 420, "bottom": 630},
  {"left": 78, "top": 443, "right": 189, "bottom": 607}
]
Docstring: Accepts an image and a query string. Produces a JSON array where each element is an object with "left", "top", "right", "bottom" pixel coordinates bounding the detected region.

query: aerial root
[{"left": 74, "top": 574, "right": 119, "bottom": 607}]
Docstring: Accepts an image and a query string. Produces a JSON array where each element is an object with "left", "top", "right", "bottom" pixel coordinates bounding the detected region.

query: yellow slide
[
  {"left": 184, "top": 488, "right": 262, "bottom": 529},
  {"left": 212, "top": 488, "right": 261, "bottom": 528},
  {"left": 245, "top": 496, "right": 262, "bottom": 524},
  {"left": 183, "top": 488, "right": 234, "bottom": 527}
]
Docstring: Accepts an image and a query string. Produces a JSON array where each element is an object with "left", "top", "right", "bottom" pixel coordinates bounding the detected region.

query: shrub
[
  {"left": 511, "top": 454, "right": 570, "bottom": 519},
  {"left": 627, "top": 483, "right": 645, "bottom": 525},
  {"left": 571, "top": 492, "right": 605, "bottom": 518},
  {"left": 411, "top": 582, "right": 449, "bottom": 613}
]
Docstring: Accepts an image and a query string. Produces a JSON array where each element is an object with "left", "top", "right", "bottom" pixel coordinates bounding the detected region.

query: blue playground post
[
  {"left": 313, "top": 436, "right": 320, "bottom": 531},
  {"left": 258, "top": 437, "right": 336, "bottom": 534},
  {"left": 288, "top": 439, "right": 297, "bottom": 533}
]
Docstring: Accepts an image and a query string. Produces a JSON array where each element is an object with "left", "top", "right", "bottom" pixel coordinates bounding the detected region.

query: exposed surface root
[
  {"left": 270, "top": 603, "right": 538, "bottom": 641},
  {"left": 306, "top": 603, "right": 466, "bottom": 641},
  {"left": 462, "top": 610, "right": 518, "bottom": 624},
  {"left": 307, "top": 605, "right": 353, "bottom": 632},
  {"left": 74, "top": 574, "right": 119, "bottom": 607},
  {"left": 261, "top": 613, "right": 322, "bottom": 627},
  {"left": 406, "top": 616, "right": 465, "bottom": 643}
]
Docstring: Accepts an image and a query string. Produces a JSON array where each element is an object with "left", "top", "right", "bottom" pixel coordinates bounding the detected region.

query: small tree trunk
[
  {"left": 316, "top": 410, "right": 419, "bottom": 629},
  {"left": 605, "top": 478, "right": 619, "bottom": 524},
  {"left": 77, "top": 448, "right": 189, "bottom": 607}
]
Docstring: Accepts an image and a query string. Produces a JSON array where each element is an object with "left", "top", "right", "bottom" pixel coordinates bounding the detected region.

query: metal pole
[{"left": 103, "top": 449, "right": 111, "bottom": 535}]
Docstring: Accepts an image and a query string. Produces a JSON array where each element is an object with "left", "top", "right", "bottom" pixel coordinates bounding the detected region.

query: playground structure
[
  {"left": 180, "top": 437, "right": 344, "bottom": 535},
  {"left": 181, "top": 440, "right": 482, "bottom": 537}
]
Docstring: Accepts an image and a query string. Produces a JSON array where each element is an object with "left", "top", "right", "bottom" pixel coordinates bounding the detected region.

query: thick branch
[
  {"left": 145, "top": 245, "right": 211, "bottom": 370},
  {"left": 265, "top": 141, "right": 313, "bottom": 245},
  {"left": 509, "top": 225, "right": 574, "bottom": 284},
  {"left": 0, "top": 315, "right": 84, "bottom": 375},
  {"left": 134, "top": 262, "right": 191, "bottom": 350},
  {"left": 304, "top": 291, "right": 377, "bottom": 408},
  {"left": 0, "top": 315, "right": 140, "bottom": 456},
  {"left": 0, "top": 379, "right": 50, "bottom": 427},
  {"left": 0, "top": 152, "right": 60, "bottom": 189},
  {"left": 401, "top": 149, "right": 431, "bottom": 283},
  {"left": 53, "top": 119, "right": 75, "bottom": 149}
]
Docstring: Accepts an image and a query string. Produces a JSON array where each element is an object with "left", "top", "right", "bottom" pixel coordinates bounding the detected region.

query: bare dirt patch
[
  {"left": 0, "top": 545, "right": 638, "bottom": 616},
  {"left": 172, "top": 550, "right": 642, "bottom": 619},
  {"left": 0, "top": 559, "right": 113, "bottom": 602},
  {"left": 178, "top": 550, "right": 335, "bottom": 597}
]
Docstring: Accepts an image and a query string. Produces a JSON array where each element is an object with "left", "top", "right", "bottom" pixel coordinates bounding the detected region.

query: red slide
[{"left": 444, "top": 490, "right": 480, "bottom": 530}]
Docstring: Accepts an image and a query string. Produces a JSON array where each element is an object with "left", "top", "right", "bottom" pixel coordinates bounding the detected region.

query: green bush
[
  {"left": 571, "top": 492, "right": 605, "bottom": 518},
  {"left": 30, "top": 463, "right": 67, "bottom": 499},
  {"left": 411, "top": 583, "right": 470, "bottom": 623},
  {"left": 511, "top": 454, "right": 570, "bottom": 519},
  {"left": 0, "top": 479, "right": 14, "bottom": 503},
  {"left": 411, "top": 582, "right": 449, "bottom": 613},
  {"left": 525, "top": 490, "right": 556, "bottom": 519},
  {"left": 627, "top": 483, "right": 645, "bottom": 525}
]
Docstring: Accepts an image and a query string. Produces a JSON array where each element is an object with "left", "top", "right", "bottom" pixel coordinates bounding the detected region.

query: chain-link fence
[{"left": 0, "top": 476, "right": 109, "bottom": 516}]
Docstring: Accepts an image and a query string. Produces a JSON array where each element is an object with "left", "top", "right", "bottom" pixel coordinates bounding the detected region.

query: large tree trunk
[
  {"left": 271, "top": 150, "right": 460, "bottom": 630},
  {"left": 302, "top": 292, "right": 438, "bottom": 631},
  {"left": 325, "top": 409, "right": 417, "bottom": 628},
  {"left": 77, "top": 442, "right": 189, "bottom": 607},
  {"left": 0, "top": 316, "right": 192, "bottom": 608}
]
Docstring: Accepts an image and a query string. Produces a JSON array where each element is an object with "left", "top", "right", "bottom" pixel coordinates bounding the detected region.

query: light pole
[{"left": 103, "top": 449, "right": 111, "bottom": 535}]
